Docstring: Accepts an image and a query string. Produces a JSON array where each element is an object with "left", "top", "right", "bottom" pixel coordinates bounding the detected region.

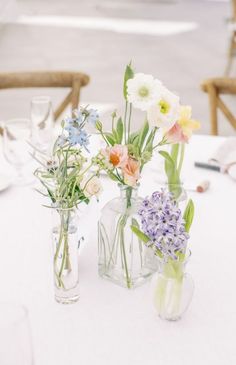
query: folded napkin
[{"left": 209, "top": 137, "right": 236, "bottom": 166}]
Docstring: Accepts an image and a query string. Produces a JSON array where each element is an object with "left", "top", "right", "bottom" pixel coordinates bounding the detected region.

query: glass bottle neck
[{"left": 119, "top": 185, "right": 138, "bottom": 208}]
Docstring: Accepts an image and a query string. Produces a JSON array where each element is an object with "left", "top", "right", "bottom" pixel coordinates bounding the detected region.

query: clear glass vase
[
  {"left": 165, "top": 182, "right": 187, "bottom": 203},
  {"left": 98, "top": 185, "right": 158, "bottom": 289},
  {"left": 52, "top": 206, "right": 80, "bottom": 304},
  {"left": 152, "top": 250, "right": 194, "bottom": 321}
]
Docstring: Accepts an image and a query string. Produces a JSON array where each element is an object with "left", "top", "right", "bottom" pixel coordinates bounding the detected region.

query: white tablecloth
[{"left": 0, "top": 135, "right": 236, "bottom": 365}]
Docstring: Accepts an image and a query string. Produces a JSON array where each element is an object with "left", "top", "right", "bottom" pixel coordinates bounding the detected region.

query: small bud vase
[
  {"left": 52, "top": 206, "right": 80, "bottom": 304},
  {"left": 152, "top": 250, "right": 194, "bottom": 321},
  {"left": 98, "top": 185, "right": 158, "bottom": 289},
  {"left": 165, "top": 182, "right": 187, "bottom": 203}
]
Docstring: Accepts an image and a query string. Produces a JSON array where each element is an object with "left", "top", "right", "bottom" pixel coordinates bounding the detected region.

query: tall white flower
[
  {"left": 147, "top": 86, "right": 180, "bottom": 131},
  {"left": 127, "top": 73, "right": 162, "bottom": 111}
]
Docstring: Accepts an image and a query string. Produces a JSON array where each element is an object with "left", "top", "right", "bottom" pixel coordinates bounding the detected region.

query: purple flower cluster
[{"left": 138, "top": 190, "right": 189, "bottom": 260}]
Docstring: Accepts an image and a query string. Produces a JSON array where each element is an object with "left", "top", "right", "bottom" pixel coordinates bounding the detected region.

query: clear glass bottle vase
[
  {"left": 52, "top": 206, "right": 80, "bottom": 304},
  {"left": 152, "top": 250, "right": 194, "bottom": 321},
  {"left": 98, "top": 185, "right": 158, "bottom": 289}
]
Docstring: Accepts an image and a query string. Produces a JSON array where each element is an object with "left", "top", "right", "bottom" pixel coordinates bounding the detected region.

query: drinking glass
[
  {"left": 0, "top": 303, "right": 34, "bottom": 365},
  {"left": 3, "top": 118, "right": 32, "bottom": 185},
  {"left": 31, "top": 96, "right": 53, "bottom": 152}
]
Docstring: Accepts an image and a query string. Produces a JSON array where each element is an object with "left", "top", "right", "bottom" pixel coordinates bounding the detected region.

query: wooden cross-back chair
[
  {"left": 0, "top": 71, "right": 90, "bottom": 135},
  {"left": 225, "top": 0, "right": 236, "bottom": 75},
  {"left": 201, "top": 78, "right": 236, "bottom": 135}
]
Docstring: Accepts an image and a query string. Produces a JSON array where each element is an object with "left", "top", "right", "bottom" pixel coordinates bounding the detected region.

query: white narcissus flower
[
  {"left": 147, "top": 86, "right": 180, "bottom": 131},
  {"left": 81, "top": 175, "right": 102, "bottom": 198},
  {"left": 127, "top": 73, "right": 162, "bottom": 111}
]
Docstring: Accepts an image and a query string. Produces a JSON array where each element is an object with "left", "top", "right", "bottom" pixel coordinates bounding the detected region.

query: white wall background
[{"left": 0, "top": 0, "right": 18, "bottom": 23}]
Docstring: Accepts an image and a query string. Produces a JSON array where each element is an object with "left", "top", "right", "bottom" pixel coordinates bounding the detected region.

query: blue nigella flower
[
  {"left": 68, "top": 128, "right": 89, "bottom": 150},
  {"left": 86, "top": 109, "right": 99, "bottom": 125},
  {"left": 64, "top": 112, "right": 84, "bottom": 132}
]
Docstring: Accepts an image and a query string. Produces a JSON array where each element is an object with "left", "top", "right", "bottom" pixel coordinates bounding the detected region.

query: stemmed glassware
[
  {"left": 0, "top": 303, "right": 34, "bottom": 365},
  {"left": 31, "top": 96, "right": 53, "bottom": 153},
  {"left": 3, "top": 118, "right": 33, "bottom": 185}
]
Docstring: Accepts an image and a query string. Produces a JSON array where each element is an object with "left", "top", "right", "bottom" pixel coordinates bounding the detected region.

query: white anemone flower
[
  {"left": 127, "top": 73, "right": 162, "bottom": 111},
  {"left": 147, "top": 86, "right": 180, "bottom": 131}
]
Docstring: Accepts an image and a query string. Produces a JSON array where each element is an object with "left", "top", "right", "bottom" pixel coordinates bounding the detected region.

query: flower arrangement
[
  {"left": 34, "top": 108, "right": 102, "bottom": 208},
  {"left": 97, "top": 63, "right": 198, "bottom": 289},
  {"left": 131, "top": 190, "right": 195, "bottom": 319},
  {"left": 160, "top": 105, "right": 200, "bottom": 200},
  {"left": 34, "top": 108, "right": 102, "bottom": 303},
  {"left": 94, "top": 65, "right": 183, "bottom": 192}
]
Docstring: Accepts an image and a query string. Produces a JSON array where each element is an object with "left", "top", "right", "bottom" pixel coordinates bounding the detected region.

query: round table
[{"left": 0, "top": 135, "right": 235, "bottom": 365}]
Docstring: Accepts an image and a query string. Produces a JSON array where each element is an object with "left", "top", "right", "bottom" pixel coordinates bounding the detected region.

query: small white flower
[
  {"left": 147, "top": 86, "right": 180, "bottom": 131},
  {"left": 81, "top": 175, "right": 102, "bottom": 198},
  {"left": 127, "top": 73, "right": 162, "bottom": 111}
]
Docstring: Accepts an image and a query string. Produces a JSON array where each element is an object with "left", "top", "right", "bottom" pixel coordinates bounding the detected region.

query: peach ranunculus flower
[
  {"left": 165, "top": 105, "right": 200, "bottom": 143},
  {"left": 102, "top": 144, "right": 128, "bottom": 168},
  {"left": 122, "top": 157, "right": 140, "bottom": 187}
]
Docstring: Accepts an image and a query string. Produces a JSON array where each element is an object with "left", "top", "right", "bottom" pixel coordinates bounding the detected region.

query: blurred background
[{"left": 0, "top": 0, "right": 235, "bottom": 134}]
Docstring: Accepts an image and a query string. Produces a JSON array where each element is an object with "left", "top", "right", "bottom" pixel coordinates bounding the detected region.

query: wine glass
[
  {"left": 0, "top": 303, "right": 34, "bottom": 365},
  {"left": 31, "top": 96, "right": 53, "bottom": 153},
  {"left": 3, "top": 118, "right": 32, "bottom": 185}
]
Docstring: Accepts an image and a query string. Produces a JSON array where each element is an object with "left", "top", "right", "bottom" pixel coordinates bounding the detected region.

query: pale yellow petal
[{"left": 179, "top": 105, "right": 192, "bottom": 121}]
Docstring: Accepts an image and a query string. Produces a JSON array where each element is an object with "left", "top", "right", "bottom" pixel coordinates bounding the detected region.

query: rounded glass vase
[
  {"left": 98, "top": 185, "right": 158, "bottom": 289},
  {"left": 165, "top": 182, "right": 187, "bottom": 203},
  {"left": 52, "top": 206, "right": 80, "bottom": 304},
  {"left": 152, "top": 250, "right": 194, "bottom": 321}
]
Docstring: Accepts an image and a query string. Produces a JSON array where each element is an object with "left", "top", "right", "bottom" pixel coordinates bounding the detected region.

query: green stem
[
  {"left": 154, "top": 275, "right": 168, "bottom": 315},
  {"left": 125, "top": 187, "right": 133, "bottom": 209},
  {"left": 54, "top": 211, "right": 66, "bottom": 288},
  {"left": 153, "top": 136, "right": 168, "bottom": 150},
  {"left": 124, "top": 101, "right": 128, "bottom": 144},
  {"left": 177, "top": 143, "right": 185, "bottom": 176},
  {"left": 54, "top": 211, "right": 64, "bottom": 265},
  {"left": 107, "top": 215, "right": 123, "bottom": 267},
  {"left": 80, "top": 162, "right": 93, "bottom": 177},
  {"left": 100, "top": 130, "right": 110, "bottom": 146},
  {"left": 54, "top": 210, "right": 72, "bottom": 289},
  {"left": 127, "top": 103, "right": 132, "bottom": 141},
  {"left": 100, "top": 222, "right": 114, "bottom": 265},
  {"left": 120, "top": 217, "right": 131, "bottom": 288},
  {"left": 58, "top": 232, "right": 68, "bottom": 279}
]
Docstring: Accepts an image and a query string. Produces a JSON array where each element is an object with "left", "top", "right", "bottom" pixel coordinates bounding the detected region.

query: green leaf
[
  {"left": 131, "top": 225, "right": 150, "bottom": 244},
  {"left": 111, "top": 128, "right": 119, "bottom": 144},
  {"left": 116, "top": 117, "right": 123, "bottom": 143},
  {"left": 104, "top": 133, "right": 115, "bottom": 146},
  {"left": 183, "top": 199, "right": 195, "bottom": 233},
  {"left": 138, "top": 121, "right": 149, "bottom": 151},
  {"left": 159, "top": 150, "right": 175, "bottom": 169},
  {"left": 123, "top": 63, "right": 134, "bottom": 100},
  {"left": 95, "top": 120, "right": 102, "bottom": 131},
  {"left": 107, "top": 171, "right": 120, "bottom": 182},
  {"left": 128, "top": 131, "right": 139, "bottom": 144},
  {"left": 131, "top": 218, "right": 140, "bottom": 228},
  {"left": 143, "top": 128, "right": 156, "bottom": 153},
  {"left": 171, "top": 144, "right": 180, "bottom": 164},
  {"left": 159, "top": 150, "right": 182, "bottom": 198}
]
